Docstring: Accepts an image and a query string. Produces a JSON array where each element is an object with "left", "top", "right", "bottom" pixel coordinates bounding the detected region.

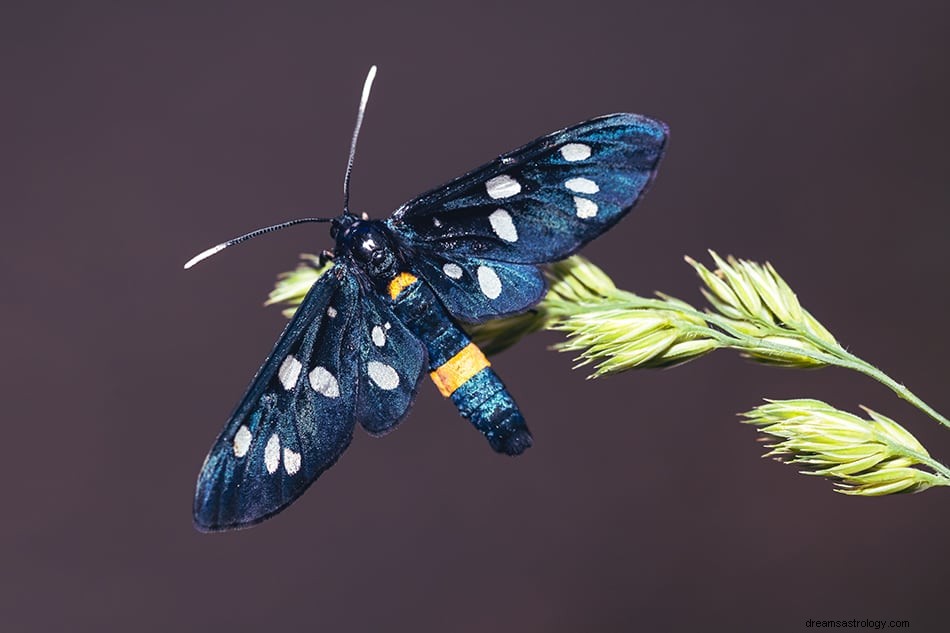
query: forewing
[
  {"left": 352, "top": 291, "right": 427, "bottom": 435},
  {"left": 388, "top": 113, "right": 668, "bottom": 264},
  {"left": 193, "top": 266, "right": 362, "bottom": 531},
  {"left": 410, "top": 253, "right": 545, "bottom": 323}
]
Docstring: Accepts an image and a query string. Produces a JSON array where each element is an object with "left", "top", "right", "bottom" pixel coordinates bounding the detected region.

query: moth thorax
[{"left": 343, "top": 220, "right": 400, "bottom": 280}]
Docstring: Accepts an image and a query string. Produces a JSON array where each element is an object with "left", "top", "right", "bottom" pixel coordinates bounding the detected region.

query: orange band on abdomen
[
  {"left": 429, "top": 343, "right": 491, "bottom": 397},
  {"left": 387, "top": 272, "right": 418, "bottom": 299}
]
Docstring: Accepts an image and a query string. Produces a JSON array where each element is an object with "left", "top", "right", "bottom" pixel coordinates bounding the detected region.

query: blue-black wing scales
[
  {"left": 389, "top": 113, "right": 667, "bottom": 265},
  {"left": 409, "top": 253, "right": 545, "bottom": 323},
  {"left": 194, "top": 268, "right": 357, "bottom": 531},
  {"left": 352, "top": 290, "right": 427, "bottom": 435},
  {"left": 193, "top": 263, "right": 426, "bottom": 531}
]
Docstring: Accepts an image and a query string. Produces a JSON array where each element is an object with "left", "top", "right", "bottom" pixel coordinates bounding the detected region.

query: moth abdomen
[
  {"left": 449, "top": 366, "right": 533, "bottom": 456},
  {"left": 388, "top": 271, "right": 533, "bottom": 455}
]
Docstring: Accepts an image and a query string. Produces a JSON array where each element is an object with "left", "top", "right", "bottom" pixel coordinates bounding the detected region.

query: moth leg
[{"left": 317, "top": 249, "right": 335, "bottom": 267}]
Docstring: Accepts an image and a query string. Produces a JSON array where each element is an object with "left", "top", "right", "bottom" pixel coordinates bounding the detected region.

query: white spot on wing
[
  {"left": 264, "top": 434, "right": 280, "bottom": 474},
  {"left": 367, "top": 361, "right": 400, "bottom": 390},
  {"left": 327, "top": 306, "right": 337, "bottom": 318},
  {"left": 309, "top": 366, "right": 340, "bottom": 398},
  {"left": 560, "top": 143, "right": 591, "bottom": 161},
  {"left": 277, "top": 355, "right": 302, "bottom": 390},
  {"left": 488, "top": 209, "right": 518, "bottom": 242},
  {"left": 573, "top": 196, "right": 598, "bottom": 219},
  {"left": 565, "top": 177, "right": 599, "bottom": 194},
  {"left": 372, "top": 325, "right": 386, "bottom": 347},
  {"left": 283, "top": 448, "right": 301, "bottom": 475},
  {"left": 477, "top": 265, "right": 502, "bottom": 299},
  {"left": 485, "top": 175, "right": 521, "bottom": 199},
  {"left": 443, "top": 263, "right": 463, "bottom": 279},
  {"left": 233, "top": 425, "right": 252, "bottom": 457},
  {"left": 433, "top": 218, "right": 442, "bottom": 227}
]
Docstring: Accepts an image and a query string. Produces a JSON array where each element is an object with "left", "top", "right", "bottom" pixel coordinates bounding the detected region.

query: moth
[{"left": 188, "top": 67, "right": 668, "bottom": 531}]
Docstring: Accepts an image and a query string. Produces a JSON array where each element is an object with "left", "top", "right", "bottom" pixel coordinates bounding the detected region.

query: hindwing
[{"left": 193, "top": 262, "right": 426, "bottom": 531}]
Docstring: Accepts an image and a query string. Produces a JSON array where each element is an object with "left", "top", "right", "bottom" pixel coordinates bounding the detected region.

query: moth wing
[
  {"left": 193, "top": 266, "right": 362, "bottom": 531},
  {"left": 388, "top": 113, "right": 668, "bottom": 264},
  {"left": 409, "top": 252, "right": 546, "bottom": 323},
  {"left": 351, "top": 287, "right": 428, "bottom": 435}
]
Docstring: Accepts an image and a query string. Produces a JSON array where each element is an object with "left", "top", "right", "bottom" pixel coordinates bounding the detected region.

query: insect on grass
[{"left": 185, "top": 66, "right": 668, "bottom": 531}]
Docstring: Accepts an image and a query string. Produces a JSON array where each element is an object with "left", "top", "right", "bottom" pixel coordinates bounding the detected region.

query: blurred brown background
[{"left": 3, "top": 2, "right": 949, "bottom": 631}]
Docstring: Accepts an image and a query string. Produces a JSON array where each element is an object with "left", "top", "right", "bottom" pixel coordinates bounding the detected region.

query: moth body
[{"left": 192, "top": 109, "right": 668, "bottom": 530}]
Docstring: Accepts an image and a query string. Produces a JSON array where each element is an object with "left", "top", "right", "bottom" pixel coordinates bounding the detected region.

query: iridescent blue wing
[
  {"left": 193, "top": 267, "right": 358, "bottom": 531},
  {"left": 193, "top": 262, "right": 426, "bottom": 531},
  {"left": 388, "top": 113, "right": 668, "bottom": 268},
  {"left": 408, "top": 252, "right": 546, "bottom": 323},
  {"left": 351, "top": 286, "right": 428, "bottom": 435}
]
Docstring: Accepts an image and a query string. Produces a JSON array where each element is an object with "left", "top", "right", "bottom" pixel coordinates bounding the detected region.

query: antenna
[
  {"left": 184, "top": 67, "right": 379, "bottom": 270},
  {"left": 343, "top": 65, "right": 377, "bottom": 214},
  {"left": 183, "top": 217, "right": 332, "bottom": 269}
]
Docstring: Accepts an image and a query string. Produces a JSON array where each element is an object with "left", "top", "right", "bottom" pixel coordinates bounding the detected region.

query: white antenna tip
[
  {"left": 361, "top": 65, "right": 378, "bottom": 102},
  {"left": 184, "top": 243, "right": 227, "bottom": 269}
]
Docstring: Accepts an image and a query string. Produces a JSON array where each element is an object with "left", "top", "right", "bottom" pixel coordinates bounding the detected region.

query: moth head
[{"left": 330, "top": 213, "right": 357, "bottom": 240}]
